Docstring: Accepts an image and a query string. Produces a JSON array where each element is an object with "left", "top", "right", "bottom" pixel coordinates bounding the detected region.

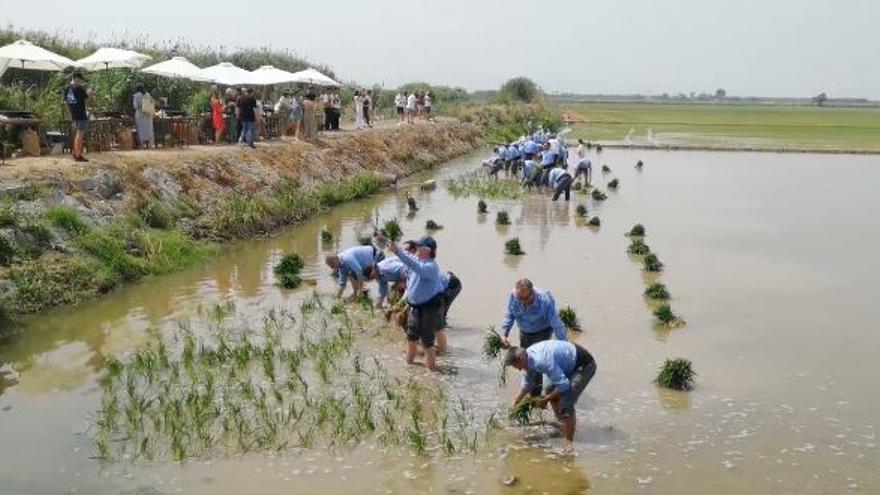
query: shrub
[
  {"left": 627, "top": 239, "right": 651, "bottom": 255},
  {"left": 496, "top": 211, "right": 510, "bottom": 225},
  {"left": 655, "top": 358, "right": 696, "bottom": 390},
  {"left": 45, "top": 205, "right": 90, "bottom": 235},
  {"left": 628, "top": 224, "right": 646, "bottom": 237},
  {"left": 643, "top": 253, "right": 664, "bottom": 272},
  {"left": 558, "top": 306, "right": 582, "bottom": 331},
  {"left": 588, "top": 216, "right": 601, "bottom": 227},
  {"left": 274, "top": 253, "right": 305, "bottom": 289},
  {"left": 575, "top": 204, "right": 588, "bottom": 217},
  {"left": 477, "top": 200, "right": 488, "bottom": 213},
  {"left": 139, "top": 201, "right": 175, "bottom": 230},
  {"left": 0, "top": 202, "right": 17, "bottom": 228},
  {"left": 504, "top": 238, "right": 524, "bottom": 255},
  {"left": 19, "top": 222, "right": 54, "bottom": 258},
  {"left": 644, "top": 283, "right": 670, "bottom": 300},
  {"left": 591, "top": 189, "right": 607, "bottom": 201},
  {"left": 499, "top": 77, "right": 539, "bottom": 103}
]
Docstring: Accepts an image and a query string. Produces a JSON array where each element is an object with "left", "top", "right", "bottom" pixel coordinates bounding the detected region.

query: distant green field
[{"left": 566, "top": 103, "right": 880, "bottom": 151}]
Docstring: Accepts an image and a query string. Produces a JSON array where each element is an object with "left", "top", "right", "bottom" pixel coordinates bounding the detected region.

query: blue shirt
[
  {"left": 541, "top": 152, "right": 556, "bottom": 167},
  {"left": 500, "top": 288, "right": 567, "bottom": 340},
  {"left": 522, "top": 160, "right": 537, "bottom": 179},
  {"left": 375, "top": 257, "right": 407, "bottom": 298},
  {"left": 396, "top": 250, "right": 444, "bottom": 305},
  {"left": 523, "top": 140, "right": 540, "bottom": 155},
  {"left": 337, "top": 245, "right": 378, "bottom": 288},
  {"left": 547, "top": 168, "right": 565, "bottom": 188},
  {"left": 521, "top": 340, "right": 579, "bottom": 393},
  {"left": 576, "top": 158, "right": 592, "bottom": 170},
  {"left": 508, "top": 145, "right": 522, "bottom": 159}
]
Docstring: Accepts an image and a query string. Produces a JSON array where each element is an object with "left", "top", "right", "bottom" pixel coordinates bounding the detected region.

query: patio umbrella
[
  {"left": 0, "top": 39, "right": 79, "bottom": 79},
  {"left": 201, "top": 62, "right": 256, "bottom": 86},
  {"left": 288, "top": 68, "right": 340, "bottom": 87},
  {"left": 249, "top": 65, "right": 300, "bottom": 85},
  {"left": 76, "top": 47, "right": 152, "bottom": 71},
  {"left": 141, "top": 56, "right": 209, "bottom": 82}
]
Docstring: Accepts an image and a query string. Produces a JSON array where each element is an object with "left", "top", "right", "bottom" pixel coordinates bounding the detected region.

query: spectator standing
[
  {"left": 63, "top": 72, "right": 91, "bottom": 162},
  {"left": 424, "top": 91, "right": 434, "bottom": 122},
  {"left": 290, "top": 92, "right": 304, "bottom": 140},
  {"left": 394, "top": 91, "right": 406, "bottom": 124},
  {"left": 363, "top": 90, "right": 373, "bottom": 128},
  {"left": 322, "top": 91, "right": 332, "bottom": 131},
  {"left": 416, "top": 91, "right": 426, "bottom": 119},
  {"left": 236, "top": 87, "right": 258, "bottom": 148},
  {"left": 406, "top": 91, "right": 416, "bottom": 124},
  {"left": 132, "top": 85, "right": 155, "bottom": 148},
  {"left": 210, "top": 86, "right": 226, "bottom": 144},
  {"left": 330, "top": 90, "right": 342, "bottom": 130},
  {"left": 302, "top": 91, "right": 318, "bottom": 140},
  {"left": 354, "top": 90, "right": 365, "bottom": 129}
]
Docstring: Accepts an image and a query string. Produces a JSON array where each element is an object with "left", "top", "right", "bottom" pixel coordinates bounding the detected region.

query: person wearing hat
[
  {"left": 388, "top": 235, "right": 445, "bottom": 370},
  {"left": 504, "top": 340, "right": 597, "bottom": 443},
  {"left": 363, "top": 256, "right": 408, "bottom": 308},
  {"left": 63, "top": 72, "right": 92, "bottom": 162},
  {"left": 325, "top": 244, "right": 383, "bottom": 299}
]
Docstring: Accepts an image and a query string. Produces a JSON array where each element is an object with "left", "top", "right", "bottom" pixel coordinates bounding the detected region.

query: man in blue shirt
[
  {"left": 506, "top": 143, "right": 523, "bottom": 177},
  {"left": 325, "top": 245, "right": 382, "bottom": 298},
  {"left": 500, "top": 279, "right": 568, "bottom": 395},
  {"left": 389, "top": 236, "right": 445, "bottom": 371},
  {"left": 549, "top": 165, "right": 574, "bottom": 201},
  {"left": 504, "top": 340, "right": 596, "bottom": 443},
  {"left": 363, "top": 256, "right": 408, "bottom": 307}
]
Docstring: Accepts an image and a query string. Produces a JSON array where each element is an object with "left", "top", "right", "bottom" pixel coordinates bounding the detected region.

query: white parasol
[
  {"left": 249, "top": 65, "right": 301, "bottom": 85},
  {"left": 0, "top": 39, "right": 79, "bottom": 79},
  {"left": 76, "top": 47, "right": 152, "bottom": 71},
  {"left": 288, "top": 68, "right": 340, "bottom": 87},
  {"left": 201, "top": 62, "right": 256, "bottom": 86},
  {"left": 141, "top": 56, "right": 209, "bottom": 82}
]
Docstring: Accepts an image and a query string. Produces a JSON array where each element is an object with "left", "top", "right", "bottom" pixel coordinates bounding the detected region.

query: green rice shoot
[
  {"left": 628, "top": 239, "right": 651, "bottom": 255},
  {"left": 644, "top": 283, "right": 670, "bottom": 300},
  {"left": 496, "top": 211, "right": 511, "bottom": 225},
  {"left": 274, "top": 253, "right": 305, "bottom": 289},
  {"left": 643, "top": 253, "right": 664, "bottom": 272},
  {"left": 558, "top": 305, "right": 582, "bottom": 332},
  {"left": 482, "top": 327, "right": 505, "bottom": 359},
  {"left": 504, "top": 237, "right": 525, "bottom": 255},
  {"left": 655, "top": 358, "right": 696, "bottom": 390}
]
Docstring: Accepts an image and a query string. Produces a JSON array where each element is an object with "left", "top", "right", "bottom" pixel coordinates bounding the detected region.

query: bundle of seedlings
[
  {"left": 482, "top": 327, "right": 505, "bottom": 359},
  {"left": 588, "top": 216, "right": 601, "bottom": 227},
  {"left": 274, "top": 253, "right": 305, "bottom": 289},
  {"left": 496, "top": 211, "right": 511, "bottom": 225},
  {"left": 505, "top": 237, "right": 525, "bottom": 255},
  {"left": 575, "top": 204, "right": 588, "bottom": 217},
  {"left": 628, "top": 239, "right": 651, "bottom": 255},
  {"left": 478, "top": 199, "right": 488, "bottom": 213},
  {"left": 558, "top": 305, "right": 582, "bottom": 332},
  {"left": 653, "top": 304, "right": 685, "bottom": 327},
  {"left": 509, "top": 396, "right": 540, "bottom": 425},
  {"left": 425, "top": 220, "right": 443, "bottom": 230},
  {"left": 321, "top": 229, "right": 333, "bottom": 243},
  {"left": 596, "top": 144, "right": 603, "bottom": 152},
  {"left": 601, "top": 164, "right": 611, "bottom": 173},
  {"left": 592, "top": 189, "right": 607, "bottom": 201},
  {"left": 655, "top": 358, "right": 696, "bottom": 390},
  {"left": 644, "top": 283, "right": 670, "bottom": 300},
  {"left": 643, "top": 253, "right": 664, "bottom": 272},
  {"left": 608, "top": 178, "right": 619, "bottom": 190},
  {"left": 380, "top": 218, "right": 403, "bottom": 242},
  {"left": 628, "top": 224, "right": 646, "bottom": 237}
]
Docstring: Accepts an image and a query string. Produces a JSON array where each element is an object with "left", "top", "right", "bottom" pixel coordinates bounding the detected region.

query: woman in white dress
[
  {"left": 354, "top": 90, "right": 365, "bottom": 129},
  {"left": 132, "top": 86, "right": 155, "bottom": 148}
]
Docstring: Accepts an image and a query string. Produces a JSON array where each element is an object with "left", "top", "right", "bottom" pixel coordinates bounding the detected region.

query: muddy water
[{"left": 2, "top": 149, "right": 880, "bottom": 494}]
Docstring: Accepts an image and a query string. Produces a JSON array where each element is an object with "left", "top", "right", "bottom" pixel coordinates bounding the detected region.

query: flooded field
[{"left": 2, "top": 149, "right": 879, "bottom": 494}]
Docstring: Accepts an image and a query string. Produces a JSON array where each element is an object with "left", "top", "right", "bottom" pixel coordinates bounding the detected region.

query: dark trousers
[
  {"left": 441, "top": 272, "right": 462, "bottom": 324},
  {"left": 323, "top": 108, "right": 332, "bottom": 130},
  {"left": 331, "top": 109, "right": 341, "bottom": 130},
  {"left": 552, "top": 174, "right": 573, "bottom": 201},
  {"left": 520, "top": 328, "right": 553, "bottom": 396}
]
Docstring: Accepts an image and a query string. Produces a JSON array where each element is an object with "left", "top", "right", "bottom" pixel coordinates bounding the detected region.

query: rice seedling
[
  {"left": 653, "top": 304, "right": 677, "bottom": 324},
  {"left": 425, "top": 219, "right": 443, "bottom": 230},
  {"left": 477, "top": 199, "right": 488, "bottom": 213},
  {"left": 504, "top": 237, "right": 525, "bottom": 255},
  {"left": 320, "top": 229, "right": 333, "bottom": 243},
  {"left": 330, "top": 300, "right": 346, "bottom": 315},
  {"left": 274, "top": 253, "right": 305, "bottom": 289},
  {"left": 482, "top": 327, "right": 505, "bottom": 359},
  {"left": 643, "top": 253, "right": 664, "bottom": 272},
  {"left": 628, "top": 239, "right": 651, "bottom": 255},
  {"left": 496, "top": 211, "right": 511, "bottom": 225},
  {"left": 608, "top": 178, "right": 619, "bottom": 189},
  {"left": 644, "top": 283, "right": 670, "bottom": 300},
  {"left": 558, "top": 305, "right": 582, "bottom": 332},
  {"left": 509, "top": 396, "right": 540, "bottom": 425},
  {"left": 635, "top": 160, "right": 644, "bottom": 169},
  {"left": 575, "top": 204, "right": 588, "bottom": 217},
  {"left": 592, "top": 189, "right": 607, "bottom": 201},
  {"left": 601, "top": 164, "right": 611, "bottom": 173},
  {"left": 447, "top": 170, "right": 522, "bottom": 199},
  {"left": 588, "top": 216, "right": 601, "bottom": 227},
  {"left": 628, "top": 224, "right": 646, "bottom": 237},
  {"left": 380, "top": 218, "right": 403, "bottom": 242},
  {"left": 655, "top": 358, "right": 696, "bottom": 390}
]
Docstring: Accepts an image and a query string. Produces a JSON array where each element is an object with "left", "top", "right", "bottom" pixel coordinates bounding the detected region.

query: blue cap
[{"left": 417, "top": 236, "right": 437, "bottom": 253}]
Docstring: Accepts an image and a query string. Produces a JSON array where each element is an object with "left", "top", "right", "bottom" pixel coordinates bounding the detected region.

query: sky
[{"left": 3, "top": 0, "right": 879, "bottom": 99}]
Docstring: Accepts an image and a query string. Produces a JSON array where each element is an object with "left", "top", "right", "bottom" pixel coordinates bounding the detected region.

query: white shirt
[
  {"left": 406, "top": 94, "right": 416, "bottom": 109},
  {"left": 576, "top": 144, "right": 586, "bottom": 159},
  {"left": 395, "top": 94, "right": 406, "bottom": 107}
]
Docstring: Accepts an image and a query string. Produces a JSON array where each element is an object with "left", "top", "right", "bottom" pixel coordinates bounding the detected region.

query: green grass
[
  {"left": 567, "top": 102, "right": 880, "bottom": 151},
  {"left": 0, "top": 235, "right": 13, "bottom": 266},
  {"left": 588, "top": 216, "right": 601, "bottom": 227},
  {"left": 45, "top": 205, "right": 91, "bottom": 235},
  {"left": 655, "top": 358, "right": 696, "bottom": 390}
]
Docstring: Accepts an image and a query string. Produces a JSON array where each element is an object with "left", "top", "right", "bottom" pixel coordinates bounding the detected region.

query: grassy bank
[{"left": 566, "top": 102, "right": 880, "bottom": 151}]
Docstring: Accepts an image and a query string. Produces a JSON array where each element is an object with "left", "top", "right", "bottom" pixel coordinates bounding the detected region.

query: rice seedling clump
[
  {"left": 509, "top": 397, "right": 540, "bottom": 425},
  {"left": 380, "top": 218, "right": 403, "bottom": 242},
  {"left": 274, "top": 253, "right": 305, "bottom": 289},
  {"left": 558, "top": 305, "right": 582, "bottom": 332},
  {"left": 592, "top": 190, "right": 607, "bottom": 201},
  {"left": 505, "top": 238, "right": 525, "bottom": 255},
  {"left": 628, "top": 239, "right": 651, "bottom": 255},
  {"left": 644, "top": 283, "right": 670, "bottom": 300},
  {"left": 653, "top": 304, "right": 681, "bottom": 325},
  {"left": 482, "top": 327, "right": 505, "bottom": 359},
  {"left": 655, "top": 358, "right": 696, "bottom": 390},
  {"left": 628, "top": 224, "right": 646, "bottom": 237},
  {"left": 496, "top": 211, "right": 511, "bottom": 225},
  {"left": 588, "top": 216, "right": 601, "bottom": 227},
  {"left": 608, "top": 178, "right": 619, "bottom": 189},
  {"left": 425, "top": 220, "right": 443, "bottom": 230},
  {"left": 447, "top": 170, "right": 522, "bottom": 199},
  {"left": 477, "top": 199, "right": 488, "bottom": 213},
  {"left": 643, "top": 253, "right": 664, "bottom": 272},
  {"left": 575, "top": 204, "right": 588, "bottom": 217},
  {"left": 601, "top": 165, "right": 611, "bottom": 173}
]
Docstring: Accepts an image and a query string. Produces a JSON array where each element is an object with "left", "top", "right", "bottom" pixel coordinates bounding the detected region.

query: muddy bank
[{"left": 0, "top": 122, "right": 482, "bottom": 320}]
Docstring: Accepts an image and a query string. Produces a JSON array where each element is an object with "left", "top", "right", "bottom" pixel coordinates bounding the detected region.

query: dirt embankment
[{"left": 0, "top": 121, "right": 483, "bottom": 320}]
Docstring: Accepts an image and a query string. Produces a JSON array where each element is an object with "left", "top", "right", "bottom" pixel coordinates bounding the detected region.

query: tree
[
  {"left": 814, "top": 92, "right": 828, "bottom": 106},
  {"left": 499, "top": 77, "right": 539, "bottom": 103},
  {"left": 715, "top": 88, "right": 726, "bottom": 99}
]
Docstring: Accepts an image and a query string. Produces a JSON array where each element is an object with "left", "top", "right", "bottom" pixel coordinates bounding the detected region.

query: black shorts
[
  {"left": 406, "top": 295, "right": 444, "bottom": 348},
  {"left": 396, "top": 106, "right": 404, "bottom": 115},
  {"left": 442, "top": 272, "right": 462, "bottom": 320},
  {"left": 543, "top": 346, "right": 596, "bottom": 417}
]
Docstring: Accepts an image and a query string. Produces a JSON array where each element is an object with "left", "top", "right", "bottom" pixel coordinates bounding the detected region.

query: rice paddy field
[
  {"left": 1, "top": 149, "right": 880, "bottom": 494},
  {"left": 565, "top": 102, "right": 880, "bottom": 151}
]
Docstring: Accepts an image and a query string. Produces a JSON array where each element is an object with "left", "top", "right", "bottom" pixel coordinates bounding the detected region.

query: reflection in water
[
  {"left": 500, "top": 445, "right": 591, "bottom": 494},
  {"left": 656, "top": 386, "right": 692, "bottom": 410}
]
